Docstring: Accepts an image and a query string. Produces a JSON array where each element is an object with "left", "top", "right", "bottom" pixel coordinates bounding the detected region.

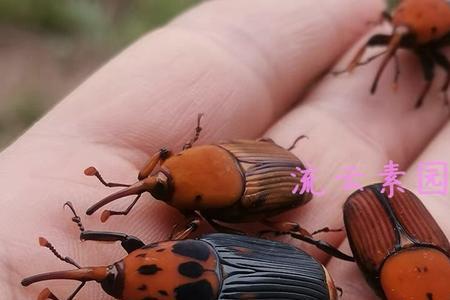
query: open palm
[{"left": 3, "top": 0, "right": 449, "bottom": 299}]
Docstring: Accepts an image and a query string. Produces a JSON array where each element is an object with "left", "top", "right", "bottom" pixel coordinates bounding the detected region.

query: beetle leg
[
  {"left": 38, "top": 288, "right": 59, "bottom": 300},
  {"left": 67, "top": 282, "right": 85, "bottom": 300},
  {"left": 99, "top": 194, "right": 142, "bottom": 222},
  {"left": 182, "top": 113, "right": 204, "bottom": 150},
  {"left": 137, "top": 148, "right": 171, "bottom": 180},
  {"left": 170, "top": 216, "right": 202, "bottom": 240},
  {"left": 431, "top": 50, "right": 450, "bottom": 106},
  {"left": 84, "top": 166, "right": 131, "bottom": 188},
  {"left": 80, "top": 231, "right": 145, "bottom": 253},
  {"left": 290, "top": 232, "right": 355, "bottom": 261},
  {"left": 333, "top": 34, "right": 391, "bottom": 74},
  {"left": 311, "top": 226, "right": 343, "bottom": 235},
  {"left": 64, "top": 201, "right": 145, "bottom": 253},
  {"left": 286, "top": 135, "right": 308, "bottom": 151},
  {"left": 260, "top": 220, "right": 354, "bottom": 261},
  {"left": 333, "top": 50, "right": 388, "bottom": 76},
  {"left": 260, "top": 220, "right": 313, "bottom": 237},
  {"left": 37, "top": 284, "right": 85, "bottom": 300},
  {"left": 415, "top": 50, "right": 435, "bottom": 108}
]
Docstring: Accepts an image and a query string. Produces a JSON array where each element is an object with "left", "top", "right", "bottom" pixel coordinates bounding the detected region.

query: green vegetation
[
  {"left": 0, "top": 0, "right": 201, "bottom": 45},
  {"left": 0, "top": 0, "right": 201, "bottom": 148},
  {"left": 387, "top": 0, "right": 400, "bottom": 10}
]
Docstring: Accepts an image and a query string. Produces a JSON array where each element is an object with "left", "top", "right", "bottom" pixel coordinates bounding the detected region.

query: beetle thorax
[
  {"left": 392, "top": 0, "right": 450, "bottom": 44},
  {"left": 160, "top": 145, "right": 244, "bottom": 210},
  {"left": 380, "top": 247, "right": 450, "bottom": 300},
  {"left": 121, "top": 240, "right": 220, "bottom": 300}
]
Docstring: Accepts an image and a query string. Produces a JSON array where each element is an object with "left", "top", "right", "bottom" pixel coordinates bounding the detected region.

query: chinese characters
[{"left": 292, "top": 160, "right": 449, "bottom": 198}]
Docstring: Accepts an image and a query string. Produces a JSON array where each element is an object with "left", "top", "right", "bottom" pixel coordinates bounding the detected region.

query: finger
[
  {"left": 263, "top": 25, "right": 449, "bottom": 262},
  {"left": 328, "top": 122, "right": 450, "bottom": 300},
  {"left": 29, "top": 0, "right": 383, "bottom": 155}
]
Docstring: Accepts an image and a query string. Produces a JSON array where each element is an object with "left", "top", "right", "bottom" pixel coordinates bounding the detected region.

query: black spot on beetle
[
  {"left": 174, "top": 280, "right": 214, "bottom": 300},
  {"left": 158, "top": 290, "right": 168, "bottom": 296},
  {"left": 431, "top": 26, "right": 437, "bottom": 34},
  {"left": 156, "top": 248, "right": 165, "bottom": 252},
  {"left": 138, "top": 264, "right": 162, "bottom": 275},
  {"left": 426, "top": 292, "right": 433, "bottom": 300},
  {"left": 136, "top": 253, "right": 147, "bottom": 258},
  {"left": 138, "top": 284, "right": 147, "bottom": 291},
  {"left": 172, "top": 240, "right": 210, "bottom": 261},
  {"left": 178, "top": 261, "right": 205, "bottom": 278},
  {"left": 142, "top": 242, "right": 159, "bottom": 249},
  {"left": 194, "top": 195, "right": 202, "bottom": 202}
]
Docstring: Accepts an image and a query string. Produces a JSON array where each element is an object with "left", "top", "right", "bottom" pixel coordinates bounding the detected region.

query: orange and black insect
[
  {"left": 339, "top": 0, "right": 450, "bottom": 107},
  {"left": 84, "top": 114, "right": 354, "bottom": 261},
  {"left": 343, "top": 183, "right": 450, "bottom": 300},
  {"left": 22, "top": 204, "right": 339, "bottom": 300}
]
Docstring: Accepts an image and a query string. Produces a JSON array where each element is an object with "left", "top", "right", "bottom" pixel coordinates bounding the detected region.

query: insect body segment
[
  {"left": 85, "top": 139, "right": 310, "bottom": 221},
  {"left": 339, "top": 0, "right": 450, "bottom": 107},
  {"left": 343, "top": 183, "right": 450, "bottom": 300},
  {"left": 84, "top": 115, "right": 353, "bottom": 261},
  {"left": 22, "top": 206, "right": 338, "bottom": 300}
]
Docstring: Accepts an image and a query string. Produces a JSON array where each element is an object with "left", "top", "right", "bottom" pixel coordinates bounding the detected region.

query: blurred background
[{"left": 0, "top": 0, "right": 396, "bottom": 150}]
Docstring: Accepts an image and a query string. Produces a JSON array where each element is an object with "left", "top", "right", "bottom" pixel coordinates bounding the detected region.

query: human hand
[{"left": 3, "top": 0, "right": 449, "bottom": 299}]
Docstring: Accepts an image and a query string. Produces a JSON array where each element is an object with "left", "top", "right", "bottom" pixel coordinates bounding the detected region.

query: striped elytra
[
  {"left": 344, "top": 183, "right": 450, "bottom": 300},
  {"left": 22, "top": 233, "right": 338, "bottom": 300}
]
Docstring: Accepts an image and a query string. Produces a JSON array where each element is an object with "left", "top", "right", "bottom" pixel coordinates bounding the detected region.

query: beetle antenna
[
  {"left": 84, "top": 166, "right": 131, "bottom": 188},
  {"left": 183, "top": 113, "right": 204, "bottom": 150},
  {"left": 38, "top": 237, "right": 82, "bottom": 269},
  {"left": 64, "top": 201, "right": 84, "bottom": 232},
  {"left": 371, "top": 26, "right": 408, "bottom": 94}
]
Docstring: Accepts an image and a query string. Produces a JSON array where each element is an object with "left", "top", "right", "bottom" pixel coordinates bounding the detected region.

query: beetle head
[
  {"left": 21, "top": 263, "right": 125, "bottom": 299},
  {"left": 85, "top": 172, "right": 171, "bottom": 221}
]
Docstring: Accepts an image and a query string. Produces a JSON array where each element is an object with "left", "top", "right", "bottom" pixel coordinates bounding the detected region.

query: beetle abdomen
[
  {"left": 215, "top": 140, "right": 312, "bottom": 222},
  {"left": 344, "top": 183, "right": 450, "bottom": 299},
  {"left": 202, "top": 233, "right": 333, "bottom": 300}
]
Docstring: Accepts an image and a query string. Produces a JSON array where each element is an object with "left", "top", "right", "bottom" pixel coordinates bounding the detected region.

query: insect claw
[
  {"left": 84, "top": 166, "right": 98, "bottom": 176},
  {"left": 100, "top": 210, "right": 112, "bottom": 223},
  {"left": 38, "top": 288, "right": 59, "bottom": 300},
  {"left": 391, "top": 82, "right": 398, "bottom": 92},
  {"left": 39, "top": 237, "right": 49, "bottom": 247}
]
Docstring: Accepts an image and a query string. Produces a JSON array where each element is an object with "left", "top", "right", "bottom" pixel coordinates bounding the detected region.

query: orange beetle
[
  {"left": 341, "top": 0, "right": 450, "bottom": 107},
  {"left": 343, "top": 183, "right": 450, "bottom": 300},
  {"left": 84, "top": 114, "right": 354, "bottom": 261},
  {"left": 22, "top": 204, "right": 339, "bottom": 300}
]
